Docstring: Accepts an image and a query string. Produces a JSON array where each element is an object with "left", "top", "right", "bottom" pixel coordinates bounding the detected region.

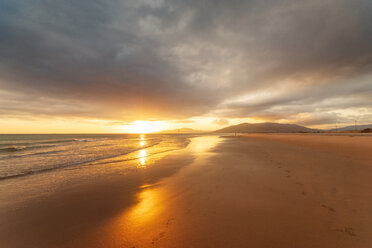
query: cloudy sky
[{"left": 0, "top": 0, "right": 371, "bottom": 132}]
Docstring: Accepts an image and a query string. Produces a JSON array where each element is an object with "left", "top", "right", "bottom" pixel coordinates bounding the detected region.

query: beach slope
[{"left": 1, "top": 134, "right": 371, "bottom": 247}]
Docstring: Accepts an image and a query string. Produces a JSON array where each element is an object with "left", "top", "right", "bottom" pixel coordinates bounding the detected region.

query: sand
[{"left": 0, "top": 134, "right": 371, "bottom": 248}]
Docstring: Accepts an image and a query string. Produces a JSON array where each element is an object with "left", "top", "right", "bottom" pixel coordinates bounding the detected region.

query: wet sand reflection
[
  {"left": 138, "top": 149, "right": 147, "bottom": 166},
  {"left": 137, "top": 134, "right": 148, "bottom": 166},
  {"left": 106, "top": 136, "right": 221, "bottom": 246}
]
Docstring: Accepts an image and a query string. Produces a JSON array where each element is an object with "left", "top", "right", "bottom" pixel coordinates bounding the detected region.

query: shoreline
[{"left": 1, "top": 134, "right": 371, "bottom": 247}]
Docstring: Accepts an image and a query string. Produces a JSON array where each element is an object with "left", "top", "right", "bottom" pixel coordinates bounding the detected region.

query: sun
[{"left": 124, "top": 120, "right": 160, "bottom": 133}]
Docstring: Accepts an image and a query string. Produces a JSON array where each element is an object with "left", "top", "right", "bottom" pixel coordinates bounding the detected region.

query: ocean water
[{"left": 0, "top": 134, "right": 190, "bottom": 180}]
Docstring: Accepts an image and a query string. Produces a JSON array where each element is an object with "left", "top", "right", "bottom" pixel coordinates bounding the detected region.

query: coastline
[{"left": 0, "top": 134, "right": 371, "bottom": 247}]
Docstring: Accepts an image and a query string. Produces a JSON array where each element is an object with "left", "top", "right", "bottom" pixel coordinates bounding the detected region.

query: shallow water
[{"left": 0, "top": 134, "right": 190, "bottom": 180}]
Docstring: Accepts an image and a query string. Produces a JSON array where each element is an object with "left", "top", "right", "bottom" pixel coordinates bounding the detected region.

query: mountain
[
  {"left": 214, "top": 122, "right": 317, "bottom": 133},
  {"left": 328, "top": 124, "right": 372, "bottom": 132},
  {"left": 158, "top": 128, "right": 206, "bottom": 134}
]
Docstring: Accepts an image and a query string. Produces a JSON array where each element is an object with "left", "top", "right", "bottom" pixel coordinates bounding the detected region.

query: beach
[{"left": 0, "top": 134, "right": 371, "bottom": 247}]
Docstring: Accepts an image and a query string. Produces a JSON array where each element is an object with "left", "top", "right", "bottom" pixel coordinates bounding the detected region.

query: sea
[{"left": 0, "top": 134, "right": 191, "bottom": 180}]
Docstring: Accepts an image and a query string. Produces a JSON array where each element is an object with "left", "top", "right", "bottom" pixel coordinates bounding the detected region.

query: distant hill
[
  {"left": 214, "top": 122, "right": 317, "bottom": 133},
  {"left": 158, "top": 128, "right": 206, "bottom": 134},
  {"left": 328, "top": 124, "right": 372, "bottom": 132}
]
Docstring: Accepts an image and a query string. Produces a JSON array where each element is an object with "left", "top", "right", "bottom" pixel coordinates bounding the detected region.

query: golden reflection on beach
[
  {"left": 100, "top": 185, "right": 165, "bottom": 247},
  {"left": 138, "top": 149, "right": 147, "bottom": 166},
  {"left": 137, "top": 134, "right": 147, "bottom": 166},
  {"left": 129, "top": 186, "right": 162, "bottom": 224},
  {"left": 102, "top": 136, "right": 221, "bottom": 246},
  {"left": 139, "top": 134, "right": 146, "bottom": 147},
  {"left": 186, "top": 135, "right": 220, "bottom": 153},
  {"left": 128, "top": 136, "right": 220, "bottom": 222}
]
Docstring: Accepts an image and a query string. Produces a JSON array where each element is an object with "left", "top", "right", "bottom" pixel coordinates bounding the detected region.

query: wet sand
[{"left": 1, "top": 134, "right": 372, "bottom": 247}]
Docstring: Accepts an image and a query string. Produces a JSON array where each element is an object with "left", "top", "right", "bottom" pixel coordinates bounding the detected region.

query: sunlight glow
[
  {"left": 139, "top": 134, "right": 146, "bottom": 146},
  {"left": 138, "top": 149, "right": 147, "bottom": 166},
  {"left": 125, "top": 186, "right": 162, "bottom": 224},
  {"left": 123, "top": 120, "right": 163, "bottom": 133}
]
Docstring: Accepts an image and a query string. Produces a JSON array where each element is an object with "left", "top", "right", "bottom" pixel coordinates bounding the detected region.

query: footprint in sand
[
  {"left": 321, "top": 204, "right": 336, "bottom": 212},
  {"left": 284, "top": 170, "right": 291, "bottom": 178},
  {"left": 166, "top": 218, "right": 175, "bottom": 227},
  {"left": 335, "top": 227, "right": 356, "bottom": 237},
  {"left": 152, "top": 232, "right": 166, "bottom": 244},
  {"left": 344, "top": 227, "right": 356, "bottom": 236}
]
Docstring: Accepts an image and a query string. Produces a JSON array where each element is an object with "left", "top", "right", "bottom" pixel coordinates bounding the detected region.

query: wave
[
  {"left": 0, "top": 143, "right": 116, "bottom": 161},
  {"left": 0, "top": 138, "right": 110, "bottom": 154},
  {"left": 0, "top": 146, "right": 27, "bottom": 152},
  {"left": 0, "top": 139, "right": 73, "bottom": 148},
  {"left": 73, "top": 138, "right": 108, "bottom": 142},
  {"left": 0, "top": 138, "right": 108, "bottom": 151},
  {"left": 0, "top": 143, "right": 63, "bottom": 155},
  {"left": 0, "top": 142, "right": 163, "bottom": 180},
  {"left": 90, "top": 148, "right": 177, "bottom": 167},
  {"left": 2, "top": 150, "right": 66, "bottom": 160}
]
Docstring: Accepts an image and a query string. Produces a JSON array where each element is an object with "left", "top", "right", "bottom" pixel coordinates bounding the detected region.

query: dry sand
[{"left": 0, "top": 134, "right": 371, "bottom": 247}]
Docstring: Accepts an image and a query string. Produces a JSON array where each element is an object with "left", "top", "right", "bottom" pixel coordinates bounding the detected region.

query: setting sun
[
  {"left": 1, "top": 1, "right": 372, "bottom": 247},
  {"left": 123, "top": 120, "right": 162, "bottom": 133}
]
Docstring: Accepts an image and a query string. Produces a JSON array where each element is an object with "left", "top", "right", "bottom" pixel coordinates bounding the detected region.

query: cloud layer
[{"left": 0, "top": 0, "right": 371, "bottom": 125}]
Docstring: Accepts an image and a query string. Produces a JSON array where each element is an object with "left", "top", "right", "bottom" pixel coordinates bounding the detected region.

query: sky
[{"left": 0, "top": 0, "right": 371, "bottom": 133}]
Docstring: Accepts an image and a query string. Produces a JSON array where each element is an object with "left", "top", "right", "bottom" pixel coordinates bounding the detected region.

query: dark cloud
[
  {"left": 0, "top": 0, "right": 371, "bottom": 124},
  {"left": 219, "top": 73, "right": 372, "bottom": 121}
]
